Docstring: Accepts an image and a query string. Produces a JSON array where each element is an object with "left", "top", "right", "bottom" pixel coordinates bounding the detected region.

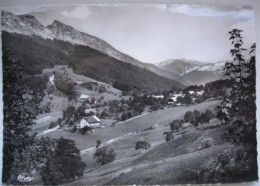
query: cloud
[
  {"left": 2, "top": 5, "right": 46, "bottom": 15},
  {"left": 168, "top": 5, "right": 253, "bottom": 22},
  {"left": 153, "top": 4, "right": 167, "bottom": 11},
  {"left": 61, "top": 5, "right": 92, "bottom": 20}
]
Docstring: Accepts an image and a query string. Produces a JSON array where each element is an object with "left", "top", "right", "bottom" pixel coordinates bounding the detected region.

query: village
[
  {"left": 33, "top": 65, "right": 209, "bottom": 138},
  {"left": 2, "top": 3, "right": 257, "bottom": 185}
]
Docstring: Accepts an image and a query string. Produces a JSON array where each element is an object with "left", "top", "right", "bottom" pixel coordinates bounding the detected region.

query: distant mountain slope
[
  {"left": 158, "top": 59, "right": 226, "bottom": 85},
  {"left": 2, "top": 32, "right": 184, "bottom": 93},
  {"left": 182, "top": 70, "right": 225, "bottom": 85},
  {"left": 1, "top": 11, "right": 186, "bottom": 85},
  {"left": 157, "top": 59, "right": 208, "bottom": 75}
]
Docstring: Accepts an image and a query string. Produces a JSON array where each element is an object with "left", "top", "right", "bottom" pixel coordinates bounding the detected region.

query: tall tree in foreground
[
  {"left": 42, "top": 138, "right": 86, "bottom": 185},
  {"left": 2, "top": 51, "right": 86, "bottom": 184},
  {"left": 199, "top": 29, "right": 257, "bottom": 183},
  {"left": 223, "top": 29, "right": 256, "bottom": 146},
  {"left": 2, "top": 51, "right": 37, "bottom": 182}
]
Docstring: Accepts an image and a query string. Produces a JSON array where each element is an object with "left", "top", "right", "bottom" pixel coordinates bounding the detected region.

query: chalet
[
  {"left": 76, "top": 115, "right": 101, "bottom": 129},
  {"left": 79, "top": 95, "right": 91, "bottom": 103},
  {"left": 77, "top": 118, "right": 89, "bottom": 129},
  {"left": 168, "top": 93, "right": 184, "bottom": 104}
]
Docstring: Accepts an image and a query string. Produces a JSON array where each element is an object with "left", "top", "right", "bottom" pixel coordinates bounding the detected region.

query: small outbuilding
[{"left": 79, "top": 95, "right": 91, "bottom": 103}]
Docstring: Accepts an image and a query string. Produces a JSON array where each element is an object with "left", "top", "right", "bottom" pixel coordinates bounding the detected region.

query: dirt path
[{"left": 80, "top": 132, "right": 137, "bottom": 154}]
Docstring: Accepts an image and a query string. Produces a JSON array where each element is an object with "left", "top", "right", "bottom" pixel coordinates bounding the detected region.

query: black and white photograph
[{"left": 0, "top": 2, "right": 258, "bottom": 185}]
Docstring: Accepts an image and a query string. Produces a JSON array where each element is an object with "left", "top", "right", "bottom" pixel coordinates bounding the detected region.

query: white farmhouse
[
  {"left": 77, "top": 115, "right": 101, "bottom": 129},
  {"left": 77, "top": 118, "right": 90, "bottom": 129}
]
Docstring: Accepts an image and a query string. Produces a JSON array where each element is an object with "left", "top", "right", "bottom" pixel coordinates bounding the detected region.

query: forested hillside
[{"left": 2, "top": 31, "right": 184, "bottom": 93}]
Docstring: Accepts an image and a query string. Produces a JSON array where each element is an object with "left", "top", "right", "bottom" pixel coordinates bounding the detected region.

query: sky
[{"left": 3, "top": 4, "right": 256, "bottom": 64}]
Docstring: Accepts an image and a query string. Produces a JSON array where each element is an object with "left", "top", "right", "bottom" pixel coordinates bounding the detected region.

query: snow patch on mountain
[{"left": 197, "top": 61, "right": 226, "bottom": 72}]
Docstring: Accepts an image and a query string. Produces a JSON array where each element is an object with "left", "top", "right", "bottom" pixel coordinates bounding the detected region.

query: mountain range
[
  {"left": 157, "top": 59, "right": 226, "bottom": 85},
  {"left": 1, "top": 11, "right": 187, "bottom": 93},
  {"left": 1, "top": 11, "right": 186, "bottom": 84},
  {"left": 1, "top": 11, "right": 226, "bottom": 88}
]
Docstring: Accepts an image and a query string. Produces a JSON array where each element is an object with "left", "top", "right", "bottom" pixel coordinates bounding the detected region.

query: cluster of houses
[
  {"left": 77, "top": 94, "right": 101, "bottom": 132},
  {"left": 152, "top": 90, "right": 205, "bottom": 106}
]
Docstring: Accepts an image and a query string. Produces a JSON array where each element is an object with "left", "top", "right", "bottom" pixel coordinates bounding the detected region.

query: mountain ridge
[
  {"left": 157, "top": 59, "right": 226, "bottom": 85},
  {"left": 1, "top": 11, "right": 187, "bottom": 85},
  {"left": 2, "top": 31, "right": 185, "bottom": 93}
]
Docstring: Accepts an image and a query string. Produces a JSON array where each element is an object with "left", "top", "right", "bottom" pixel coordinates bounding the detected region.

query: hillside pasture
[{"left": 38, "top": 100, "right": 222, "bottom": 184}]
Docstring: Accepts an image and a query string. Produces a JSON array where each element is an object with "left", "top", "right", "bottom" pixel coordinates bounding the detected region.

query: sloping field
[
  {"left": 108, "top": 143, "right": 232, "bottom": 185},
  {"left": 67, "top": 100, "right": 226, "bottom": 185},
  {"left": 41, "top": 100, "right": 220, "bottom": 150},
  {"left": 71, "top": 125, "right": 231, "bottom": 185}
]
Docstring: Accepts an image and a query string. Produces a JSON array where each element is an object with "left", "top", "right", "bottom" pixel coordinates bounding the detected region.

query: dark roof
[{"left": 84, "top": 115, "right": 100, "bottom": 123}]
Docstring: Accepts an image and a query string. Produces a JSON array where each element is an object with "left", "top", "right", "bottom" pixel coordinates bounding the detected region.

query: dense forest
[{"left": 2, "top": 31, "right": 184, "bottom": 93}]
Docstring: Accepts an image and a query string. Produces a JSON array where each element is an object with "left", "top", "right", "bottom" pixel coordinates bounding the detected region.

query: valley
[{"left": 2, "top": 8, "right": 257, "bottom": 185}]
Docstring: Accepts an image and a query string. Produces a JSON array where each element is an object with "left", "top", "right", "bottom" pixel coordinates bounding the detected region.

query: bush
[
  {"left": 201, "top": 110, "right": 214, "bottom": 125},
  {"left": 100, "top": 111, "right": 109, "bottom": 119},
  {"left": 142, "top": 124, "right": 158, "bottom": 131},
  {"left": 184, "top": 111, "right": 194, "bottom": 122},
  {"left": 170, "top": 120, "right": 182, "bottom": 132},
  {"left": 49, "top": 121, "right": 58, "bottom": 129},
  {"left": 198, "top": 147, "right": 258, "bottom": 183},
  {"left": 198, "top": 138, "right": 213, "bottom": 150},
  {"left": 94, "top": 147, "right": 116, "bottom": 165},
  {"left": 98, "top": 86, "right": 107, "bottom": 94},
  {"left": 165, "top": 132, "right": 174, "bottom": 142},
  {"left": 96, "top": 140, "right": 102, "bottom": 148},
  {"left": 80, "top": 126, "right": 92, "bottom": 134},
  {"left": 135, "top": 141, "right": 151, "bottom": 150}
]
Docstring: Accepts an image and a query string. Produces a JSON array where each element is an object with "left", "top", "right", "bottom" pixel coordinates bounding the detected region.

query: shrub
[
  {"left": 80, "top": 126, "right": 92, "bottom": 134},
  {"left": 184, "top": 111, "right": 194, "bottom": 122},
  {"left": 170, "top": 120, "right": 182, "bottom": 132},
  {"left": 98, "top": 86, "right": 107, "bottom": 94},
  {"left": 94, "top": 147, "right": 116, "bottom": 165},
  {"left": 96, "top": 140, "right": 102, "bottom": 148},
  {"left": 100, "top": 111, "right": 109, "bottom": 119},
  {"left": 49, "top": 121, "right": 58, "bottom": 129},
  {"left": 142, "top": 124, "right": 158, "bottom": 131},
  {"left": 201, "top": 110, "right": 214, "bottom": 125},
  {"left": 164, "top": 132, "right": 174, "bottom": 142},
  {"left": 198, "top": 147, "right": 258, "bottom": 183},
  {"left": 135, "top": 141, "right": 151, "bottom": 150},
  {"left": 198, "top": 138, "right": 213, "bottom": 150}
]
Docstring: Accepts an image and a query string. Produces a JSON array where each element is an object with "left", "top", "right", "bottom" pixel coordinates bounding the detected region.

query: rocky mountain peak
[
  {"left": 2, "top": 13, "right": 186, "bottom": 85},
  {"left": 1, "top": 11, "right": 14, "bottom": 18},
  {"left": 47, "top": 20, "right": 74, "bottom": 32}
]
